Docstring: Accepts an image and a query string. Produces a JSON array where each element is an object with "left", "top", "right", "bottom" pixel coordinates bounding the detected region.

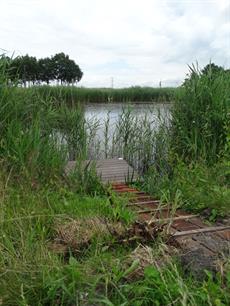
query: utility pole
[{"left": 111, "top": 77, "right": 114, "bottom": 89}]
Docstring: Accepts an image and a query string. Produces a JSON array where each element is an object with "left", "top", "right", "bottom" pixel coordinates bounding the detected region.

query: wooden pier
[
  {"left": 66, "top": 158, "right": 230, "bottom": 268},
  {"left": 66, "top": 158, "right": 138, "bottom": 183}
]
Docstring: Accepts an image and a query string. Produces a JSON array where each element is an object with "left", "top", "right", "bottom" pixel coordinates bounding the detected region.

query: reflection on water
[
  {"left": 80, "top": 102, "right": 172, "bottom": 170},
  {"left": 84, "top": 102, "right": 171, "bottom": 139}
]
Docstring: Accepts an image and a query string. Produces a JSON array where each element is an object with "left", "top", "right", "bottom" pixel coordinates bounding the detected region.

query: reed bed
[
  {"left": 171, "top": 65, "right": 230, "bottom": 164},
  {"left": 142, "top": 65, "right": 230, "bottom": 214},
  {"left": 18, "top": 85, "right": 176, "bottom": 103}
]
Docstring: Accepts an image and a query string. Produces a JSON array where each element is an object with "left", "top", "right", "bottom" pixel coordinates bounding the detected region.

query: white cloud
[{"left": 0, "top": 0, "right": 229, "bottom": 87}]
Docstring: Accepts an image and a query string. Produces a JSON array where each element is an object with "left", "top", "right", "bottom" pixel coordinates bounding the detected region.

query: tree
[
  {"left": 38, "top": 57, "right": 55, "bottom": 84},
  {"left": 182, "top": 62, "right": 226, "bottom": 87},
  {"left": 2, "top": 52, "right": 83, "bottom": 86},
  {"left": 9, "top": 55, "right": 38, "bottom": 86},
  {"left": 52, "top": 53, "right": 83, "bottom": 85},
  {"left": 201, "top": 63, "right": 224, "bottom": 76}
]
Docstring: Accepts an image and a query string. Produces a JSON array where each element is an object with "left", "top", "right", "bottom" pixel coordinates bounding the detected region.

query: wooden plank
[
  {"left": 192, "top": 232, "right": 230, "bottom": 253},
  {"left": 127, "top": 200, "right": 160, "bottom": 206},
  {"left": 96, "top": 162, "right": 132, "bottom": 167},
  {"left": 147, "top": 214, "right": 199, "bottom": 225},
  {"left": 117, "top": 191, "right": 146, "bottom": 195},
  {"left": 65, "top": 159, "right": 138, "bottom": 183},
  {"left": 175, "top": 236, "right": 215, "bottom": 255},
  {"left": 129, "top": 196, "right": 153, "bottom": 201},
  {"left": 173, "top": 225, "right": 230, "bottom": 237},
  {"left": 137, "top": 207, "right": 170, "bottom": 214},
  {"left": 172, "top": 219, "right": 200, "bottom": 231},
  {"left": 96, "top": 164, "right": 132, "bottom": 169},
  {"left": 99, "top": 171, "right": 134, "bottom": 176},
  {"left": 101, "top": 174, "right": 137, "bottom": 180}
]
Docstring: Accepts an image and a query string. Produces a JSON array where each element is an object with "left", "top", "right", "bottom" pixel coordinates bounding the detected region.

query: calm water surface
[{"left": 84, "top": 102, "right": 171, "bottom": 136}]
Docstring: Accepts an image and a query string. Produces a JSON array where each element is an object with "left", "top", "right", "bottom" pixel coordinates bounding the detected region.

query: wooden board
[{"left": 65, "top": 159, "right": 138, "bottom": 183}]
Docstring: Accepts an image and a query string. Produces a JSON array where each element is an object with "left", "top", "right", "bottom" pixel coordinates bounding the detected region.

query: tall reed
[
  {"left": 171, "top": 65, "right": 230, "bottom": 163},
  {"left": 83, "top": 104, "right": 171, "bottom": 174},
  {"left": 20, "top": 85, "right": 176, "bottom": 104}
]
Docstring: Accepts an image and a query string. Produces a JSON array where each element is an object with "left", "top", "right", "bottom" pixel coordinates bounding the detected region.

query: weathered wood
[
  {"left": 127, "top": 200, "right": 160, "bottom": 206},
  {"left": 173, "top": 225, "right": 230, "bottom": 237},
  {"left": 137, "top": 207, "right": 170, "bottom": 214},
  {"left": 110, "top": 182, "right": 230, "bottom": 271},
  {"left": 147, "top": 214, "right": 199, "bottom": 225},
  {"left": 65, "top": 159, "right": 138, "bottom": 183}
]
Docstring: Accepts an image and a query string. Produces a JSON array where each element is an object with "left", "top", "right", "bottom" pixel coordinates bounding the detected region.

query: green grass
[
  {"left": 142, "top": 160, "right": 230, "bottom": 217},
  {"left": 140, "top": 65, "right": 230, "bottom": 216},
  {"left": 1, "top": 180, "right": 230, "bottom": 305},
  {"left": 0, "top": 179, "right": 132, "bottom": 305},
  {"left": 1, "top": 57, "right": 230, "bottom": 304},
  {"left": 171, "top": 65, "right": 230, "bottom": 163},
  {"left": 18, "top": 85, "right": 176, "bottom": 103}
]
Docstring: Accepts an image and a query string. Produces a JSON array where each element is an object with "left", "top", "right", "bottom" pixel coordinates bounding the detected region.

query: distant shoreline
[{"left": 17, "top": 86, "right": 177, "bottom": 103}]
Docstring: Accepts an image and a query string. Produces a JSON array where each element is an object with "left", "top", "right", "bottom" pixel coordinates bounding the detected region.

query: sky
[{"left": 0, "top": 0, "right": 230, "bottom": 87}]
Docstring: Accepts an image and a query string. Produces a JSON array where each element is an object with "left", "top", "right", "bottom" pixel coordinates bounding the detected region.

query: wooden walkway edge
[
  {"left": 66, "top": 159, "right": 230, "bottom": 266},
  {"left": 111, "top": 183, "right": 230, "bottom": 259},
  {"left": 66, "top": 158, "right": 138, "bottom": 183}
]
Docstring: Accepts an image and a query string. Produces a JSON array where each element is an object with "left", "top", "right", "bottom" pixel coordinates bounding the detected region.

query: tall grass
[
  {"left": 19, "top": 85, "right": 176, "bottom": 104},
  {"left": 79, "top": 104, "right": 171, "bottom": 174},
  {"left": 171, "top": 65, "right": 230, "bottom": 163},
  {"left": 0, "top": 57, "right": 100, "bottom": 186},
  {"left": 141, "top": 64, "right": 230, "bottom": 214}
]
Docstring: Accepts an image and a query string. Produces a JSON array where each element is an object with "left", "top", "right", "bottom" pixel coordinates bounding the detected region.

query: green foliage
[
  {"left": 143, "top": 160, "right": 230, "bottom": 214},
  {"left": 116, "top": 265, "right": 230, "bottom": 306},
  {"left": 25, "top": 85, "right": 176, "bottom": 103},
  {"left": 1, "top": 52, "right": 83, "bottom": 86},
  {"left": 172, "top": 64, "right": 230, "bottom": 163},
  {"left": 141, "top": 63, "right": 230, "bottom": 215},
  {"left": 52, "top": 52, "right": 83, "bottom": 85}
]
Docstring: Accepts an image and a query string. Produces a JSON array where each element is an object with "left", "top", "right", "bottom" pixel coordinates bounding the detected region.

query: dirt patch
[
  {"left": 179, "top": 248, "right": 218, "bottom": 280},
  {"left": 50, "top": 217, "right": 121, "bottom": 255},
  {"left": 172, "top": 235, "right": 229, "bottom": 280},
  {"left": 49, "top": 217, "right": 166, "bottom": 256},
  {"left": 124, "top": 244, "right": 178, "bottom": 280}
]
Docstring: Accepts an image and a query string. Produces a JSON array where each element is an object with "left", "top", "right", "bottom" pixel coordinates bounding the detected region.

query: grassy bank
[
  {"left": 1, "top": 57, "right": 230, "bottom": 305},
  {"left": 141, "top": 65, "right": 230, "bottom": 216},
  {"left": 1, "top": 180, "right": 230, "bottom": 305},
  {"left": 18, "top": 85, "right": 176, "bottom": 103}
]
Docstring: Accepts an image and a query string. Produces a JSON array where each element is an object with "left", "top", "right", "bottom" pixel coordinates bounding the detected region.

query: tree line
[{"left": 1, "top": 52, "right": 83, "bottom": 86}]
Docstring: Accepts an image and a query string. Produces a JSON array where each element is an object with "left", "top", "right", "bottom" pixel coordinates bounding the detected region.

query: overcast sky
[{"left": 1, "top": 0, "right": 229, "bottom": 87}]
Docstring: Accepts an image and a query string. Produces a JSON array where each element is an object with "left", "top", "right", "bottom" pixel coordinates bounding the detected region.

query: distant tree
[
  {"left": 65, "top": 58, "right": 83, "bottom": 84},
  {"left": 1, "top": 52, "right": 83, "bottom": 86},
  {"left": 52, "top": 52, "right": 83, "bottom": 85},
  {"left": 182, "top": 62, "right": 225, "bottom": 87},
  {"left": 201, "top": 63, "right": 224, "bottom": 76},
  {"left": 9, "top": 55, "right": 38, "bottom": 86},
  {"left": 8, "top": 57, "right": 22, "bottom": 83},
  {"left": 38, "top": 57, "right": 55, "bottom": 84}
]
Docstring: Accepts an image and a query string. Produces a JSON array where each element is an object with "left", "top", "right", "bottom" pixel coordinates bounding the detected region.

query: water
[
  {"left": 83, "top": 102, "right": 171, "bottom": 164},
  {"left": 84, "top": 102, "right": 171, "bottom": 137}
]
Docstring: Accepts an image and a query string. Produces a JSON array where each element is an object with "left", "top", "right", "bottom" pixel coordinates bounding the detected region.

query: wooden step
[
  {"left": 127, "top": 200, "right": 160, "bottom": 206},
  {"left": 137, "top": 207, "right": 170, "bottom": 214},
  {"left": 147, "top": 214, "right": 199, "bottom": 225},
  {"left": 173, "top": 225, "right": 230, "bottom": 237}
]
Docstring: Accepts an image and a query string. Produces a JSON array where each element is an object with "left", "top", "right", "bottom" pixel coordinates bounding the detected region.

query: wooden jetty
[
  {"left": 66, "top": 158, "right": 138, "bottom": 183},
  {"left": 66, "top": 158, "right": 230, "bottom": 267},
  {"left": 111, "top": 183, "right": 230, "bottom": 264}
]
